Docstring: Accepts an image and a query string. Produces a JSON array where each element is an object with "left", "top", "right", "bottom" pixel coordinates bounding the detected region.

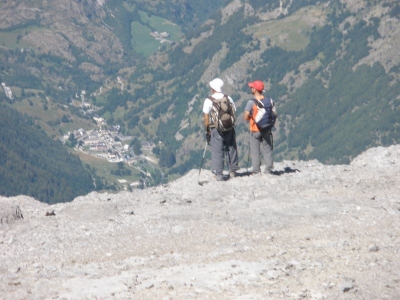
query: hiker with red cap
[
  {"left": 243, "top": 80, "right": 277, "bottom": 175},
  {"left": 203, "top": 78, "right": 239, "bottom": 181}
]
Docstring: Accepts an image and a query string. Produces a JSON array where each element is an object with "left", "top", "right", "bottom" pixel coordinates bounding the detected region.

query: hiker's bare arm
[
  {"left": 243, "top": 111, "right": 251, "bottom": 121},
  {"left": 204, "top": 114, "right": 210, "bottom": 130}
]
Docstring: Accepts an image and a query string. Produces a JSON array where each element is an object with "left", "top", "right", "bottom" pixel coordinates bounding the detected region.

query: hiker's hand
[{"left": 206, "top": 130, "right": 211, "bottom": 145}]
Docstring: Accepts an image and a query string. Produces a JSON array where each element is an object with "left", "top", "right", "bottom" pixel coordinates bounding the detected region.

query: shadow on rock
[
  {"left": 271, "top": 167, "right": 301, "bottom": 176},
  {"left": 235, "top": 167, "right": 300, "bottom": 177}
]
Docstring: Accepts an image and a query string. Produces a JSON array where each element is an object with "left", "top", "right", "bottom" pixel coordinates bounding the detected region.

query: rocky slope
[
  {"left": 0, "top": 0, "right": 123, "bottom": 64},
  {"left": 1, "top": 144, "right": 400, "bottom": 299}
]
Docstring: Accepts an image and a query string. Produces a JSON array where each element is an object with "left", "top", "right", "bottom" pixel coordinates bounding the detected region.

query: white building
[
  {"left": 1, "top": 83, "right": 13, "bottom": 100},
  {"left": 93, "top": 116, "right": 105, "bottom": 124},
  {"left": 141, "top": 141, "right": 155, "bottom": 151}
]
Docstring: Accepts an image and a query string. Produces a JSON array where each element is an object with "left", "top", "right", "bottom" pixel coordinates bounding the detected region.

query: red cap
[{"left": 248, "top": 80, "right": 264, "bottom": 92}]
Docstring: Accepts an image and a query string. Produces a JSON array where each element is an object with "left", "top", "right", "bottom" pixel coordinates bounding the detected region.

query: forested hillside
[
  {"left": 1, "top": 0, "right": 399, "bottom": 190},
  {"left": 0, "top": 102, "right": 98, "bottom": 204}
]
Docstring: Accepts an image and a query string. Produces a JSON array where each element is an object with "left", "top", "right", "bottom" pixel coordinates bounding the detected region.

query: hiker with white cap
[{"left": 202, "top": 78, "right": 239, "bottom": 181}]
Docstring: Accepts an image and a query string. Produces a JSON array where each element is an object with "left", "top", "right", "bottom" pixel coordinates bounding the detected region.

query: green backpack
[{"left": 209, "top": 95, "right": 235, "bottom": 132}]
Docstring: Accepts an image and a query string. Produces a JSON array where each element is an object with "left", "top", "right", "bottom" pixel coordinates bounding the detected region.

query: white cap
[{"left": 209, "top": 78, "right": 224, "bottom": 93}]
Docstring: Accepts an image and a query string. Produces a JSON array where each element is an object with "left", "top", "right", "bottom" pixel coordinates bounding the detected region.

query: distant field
[
  {"left": 74, "top": 150, "right": 143, "bottom": 186},
  {"left": 94, "top": 94, "right": 108, "bottom": 106},
  {"left": 131, "top": 21, "right": 160, "bottom": 57},
  {"left": 12, "top": 98, "right": 60, "bottom": 121},
  {"left": 246, "top": 6, "right": 326, "bottom": 51},
  {"left": 131, "top": 11, "right": 182, "bottom": 57},
  {"left": 138, "top": 11, "right": 182, "bottom": 41},
  {"left": 11, "top": 98, "right": 94, "bottom": 135},
  {"left": 0, "top": 30, "right": 29, "bottom": 48},
  {"left": 113, "top": 102, "right": 134, "bottom": 120},
  {"left": 0, "top": 26, "right": 40, "bottom": 49}
]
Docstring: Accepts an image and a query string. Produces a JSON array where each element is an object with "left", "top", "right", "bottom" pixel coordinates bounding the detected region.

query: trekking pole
[
  {"left": 198, "top": 141, "right": 208, "bottom": 176},
  {"left": 270, "top": 131, "right": 274, "bottom": 150},
  {"left": 246, "top": 132, "right": 250, "bottom": 172}
]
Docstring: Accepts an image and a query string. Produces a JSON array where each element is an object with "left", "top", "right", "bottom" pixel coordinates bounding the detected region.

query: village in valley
[
  {"left": 58, "top": 89, "right": 160, "bottom": 189},
  {"left": 60, "top": 122, "right": 156, "bottom": 164},
  {"left": 2, "top": 76, "right": 163, "bottom": 190},
  {"left": 0, "top": 27, "right": 176, "bottom": 190}
]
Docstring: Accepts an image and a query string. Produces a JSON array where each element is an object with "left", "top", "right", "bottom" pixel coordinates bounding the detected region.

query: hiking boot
[
  {"left": 215, "top": 174, "right": 225, "bottom": 181},
  {"left": 264, "top": 169, "right": 274, "bottom": 175}
]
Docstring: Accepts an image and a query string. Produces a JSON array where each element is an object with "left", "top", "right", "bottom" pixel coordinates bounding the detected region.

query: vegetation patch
[
  {"left": 131, "top": 21, "right": 160, "bottom": 57},
  {"left": 0, "top": 27, "right": 38, "bottom": 49},
  {"left": 131, "top": 11, "right": 182, "bottom": 57},
  {"left": 247, "top": 6, "right": 326, "bottom": 51},
  {"left": 138, "top": 10, "right": 182, "bottom": 41},
  {"left": 74, "top": 151, "right": 142, "bottom": 188}
]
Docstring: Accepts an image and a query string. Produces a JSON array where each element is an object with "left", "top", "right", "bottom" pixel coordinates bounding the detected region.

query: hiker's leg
[
  {"left": 210, "top": 128, "right": 224, "bottom": 175},
  {"left": 225, "top": 129, "right": 239, "bottom": 173},
  {"left": 250, "top": 131, "right": 262, "bottom": 173},
  {"left": 261, "top": 130, "right": 273, "bottom": 172}
]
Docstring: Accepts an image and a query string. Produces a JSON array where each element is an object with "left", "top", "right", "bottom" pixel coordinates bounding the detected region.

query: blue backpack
[{"left": 253, "top": 97, "right": 277, "bottom": 129}]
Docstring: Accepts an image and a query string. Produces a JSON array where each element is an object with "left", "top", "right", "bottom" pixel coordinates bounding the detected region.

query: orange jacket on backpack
[{"left": 248, "top": 102, "right": 262, "bottom": 132}]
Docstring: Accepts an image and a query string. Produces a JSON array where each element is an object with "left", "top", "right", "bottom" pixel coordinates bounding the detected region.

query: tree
[
  {"left": 159, "top": 148, "right": 176, "bottom": 168},
  {"left": 66, "top": 133, "right": 77, "bottom": 148},
  {"left": 61, "top": 115, "right": 70, "bottom": 123},
  {"left": 132, "top": 139, "right": 142, "bottom": 155}
]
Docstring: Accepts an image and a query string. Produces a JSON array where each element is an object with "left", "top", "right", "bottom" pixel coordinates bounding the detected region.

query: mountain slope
[
  {"left": 117, "top": 0, "right": 400, "bottom": 176},
  {"left": 0, "top": 0, "right": 226, "bottom": 97}
]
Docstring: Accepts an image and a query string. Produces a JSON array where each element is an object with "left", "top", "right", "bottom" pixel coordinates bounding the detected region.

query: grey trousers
[
  {"left": 210, "top": 128, "right": 239, "bottom": 175},
  {"left": 250, "top": 129, "right": 273, "bottom": 173}
]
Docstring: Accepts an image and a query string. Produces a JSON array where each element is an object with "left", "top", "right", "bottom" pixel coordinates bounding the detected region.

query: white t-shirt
[{"left": 202, "top": 92, "right": 236, "bottom": 114}]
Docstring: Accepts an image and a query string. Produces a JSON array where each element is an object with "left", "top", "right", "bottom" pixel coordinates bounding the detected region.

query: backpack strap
[
  {"left": 253, "top": 97, "right": 275, "bottom": 109},
  {"left": 209, "top": 94, "right": 231, "bottom": 112},
  {"left": 253, "top": 97, "right": 267, "bottom": 109},
  {"left": 208, "top": 95, "right": 218, "bottom": 129},
  {"left": 209, "top": 95, "right": 228, "bottom": 103}
]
